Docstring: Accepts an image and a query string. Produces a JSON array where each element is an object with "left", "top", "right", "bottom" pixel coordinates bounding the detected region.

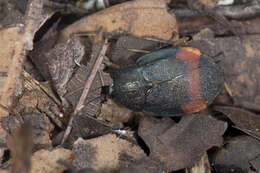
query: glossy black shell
[{"left": 110, "top": 48, "right": 224, "bottom": 116}]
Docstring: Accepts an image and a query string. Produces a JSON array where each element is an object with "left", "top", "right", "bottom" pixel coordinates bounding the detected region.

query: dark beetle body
[{"left": 111, "top": 47, "right": 223, "bottom": 116}]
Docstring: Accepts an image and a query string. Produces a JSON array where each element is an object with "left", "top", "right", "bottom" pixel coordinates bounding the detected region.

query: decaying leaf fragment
[
  {"left": 109, "top": 36, "right": 165, "bottom": 65},
  {"left": 30, "top": 148, "right": 73, "bottom": 173},
  {"left": 214, "top": 106, "right": 260, "bottom": 131},
  {"left": 47, "top": 35, "right": 85, "bottom": 99},
  {"left": 119, "top": 157, "right": 166, "bottom": 173},
  {"left": 60, "top": 0, "right": 178, "bottom": 42},
  {"left": 72, "top": 134, "right": 145, "bottom": 172},
  {"left": 138, "top": 114, "right": 227, "bottom": 171},
  {"left": 0, "top": 0, "right": 55, "bottom": 127},
  {"left": 250, "top": 155, "right": 260, "bottom": 172},
  {"left": 99, "top": 99, "right": 134, "bottom": 123},
  {"left": 213, "top": 136, "right": 260, "bottom": 172}
]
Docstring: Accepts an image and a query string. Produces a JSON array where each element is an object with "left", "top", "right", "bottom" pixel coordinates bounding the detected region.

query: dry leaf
[
  {"left": 72, "top": 135, "right": 145, "bottom": 172},
  {"left": 109, "top": 36, "right": 166, "bottom": 65},
  {"left": 189, "top": 31, "right": 260, "bottom": 107},
  {"left": 119, "top": 157, "right": 166, "bottom": 173},
  {"left": 60, "top": 0, "right": 178, "bottom": 42},
  {"left": 30, "top": 148, "right": 73, "bottom": 173},
  {"left": 99, "top": 99, "right": 134, "bottom": 123},
  {"left": 250, "top": 155, "right": 260, "bottom": 172},
  {"left": 0, "top": 0, "right": 55, "bottom": 127},
  {"left": 213, "top": 136, "right": 260, "bottom": 172},
  {"left": 214, "top": 106, "right": 260, "bottom": 131},
  {"left": 139, "top": 114, "right": 227, "bottom": 171}
]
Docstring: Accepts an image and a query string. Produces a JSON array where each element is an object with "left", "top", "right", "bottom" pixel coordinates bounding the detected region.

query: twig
[
  {"left": 171, "top": 1, "right": 260, "bottom": 20},
  {"left": 61, "top": 40, "right": 109, "bottom": 145},
  {"left": 98, "top": 70, "right": 105, "bottom": 86}
]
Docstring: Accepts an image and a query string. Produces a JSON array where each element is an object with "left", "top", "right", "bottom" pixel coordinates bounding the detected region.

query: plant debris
[
  {"left": 72, "top": 134, "right": 145, "bottom": 172},
  {"left": 0, "top": 0, "right": 260, "bottom": 172},
  {"left": 138, "top": 114, "right": 227, "bottom": 171},
  {"left": 59, "top": 0, "right": 178, "bottom": 42},
  {"left": 214, "top": 106, "right": 260, "bottom": 131},
  {"left": 213, "top": 135, "right": 260, "bottom": 172}
]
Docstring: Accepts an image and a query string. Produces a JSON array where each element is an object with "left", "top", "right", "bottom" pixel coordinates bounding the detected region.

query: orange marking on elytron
[{"left": 176, "top": 47, "right": 206, "bottom": 114}]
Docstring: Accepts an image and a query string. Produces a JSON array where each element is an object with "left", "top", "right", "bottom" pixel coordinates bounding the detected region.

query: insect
[{"left": 110, "top": 47, "right": 224, "bottom": 116}]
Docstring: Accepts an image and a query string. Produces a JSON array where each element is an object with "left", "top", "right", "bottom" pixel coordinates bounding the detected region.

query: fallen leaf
[
  {"left": 109, "top": 36, "right": 167, "bottom": 66},
  {"left": 31, "top": 148, "right": 73, "bottom": 173},
  {"left": 0, "top": 0, "right": 55, "bottom": 130},
  {"left": 214, "top": 106, "right": 260, "bottom": 131},
  {"left": 138, "top": 114, "right": 227, "bottom": 171},
  {"left": 249, "top": 155, "right": 260, "bottom": 172},
  {"left": 72, "top": 134, "right": 145, "bottom": 172},
  {"left": 119, "top": 157, "right": 166, "bottom": 173},
  {"left": 21, "top": 71, "right": 63, "bottom": 129},
  {"left": 59, "top": 0, "right": 178, "bottom": 42},
  {"left": 190, "top": 34, "right": 260, "bottom": 107},
  {"left": 213, "top": 135, "right": 260, "bottom": 172},
  {"left": 99, "top": 99, "right": 134, "bottom": 123},
  {"left": 48, "top": 35, "right": 85, "bottom": 99}
]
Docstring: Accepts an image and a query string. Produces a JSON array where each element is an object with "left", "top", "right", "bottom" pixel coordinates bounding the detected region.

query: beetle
[{"left": 109, "top": 47, "right": 224, "bottom": 116}]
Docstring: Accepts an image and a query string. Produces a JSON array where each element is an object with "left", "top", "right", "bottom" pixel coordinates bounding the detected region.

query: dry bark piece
[
  {"left": 59, "top": 0, "right": 178, "bottom": 42},
  {"left": 214, "top": 106, "right": 260, "bottom": 131},
  {"left": 99, "top": 99, "right": 134, "bottom": 123},
  {"left": 30, "top": 148, "right": 73, "bottom": 173},
  {"left": 213, "top": 136, "right": 260, "bottom": 172},
  {"left": 138, "top": 114, "right": 227, "bottom": 171},
  {"left": 72, "top": 134, "right": 145, "bottom": 172}
]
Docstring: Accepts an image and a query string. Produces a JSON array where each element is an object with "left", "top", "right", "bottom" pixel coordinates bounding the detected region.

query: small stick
[
  {"left": 98, "top": 70, "right": 105, "bottom": 86},
  {"left": 61, "top": 40, "right": 109, "bottom": 145}
]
